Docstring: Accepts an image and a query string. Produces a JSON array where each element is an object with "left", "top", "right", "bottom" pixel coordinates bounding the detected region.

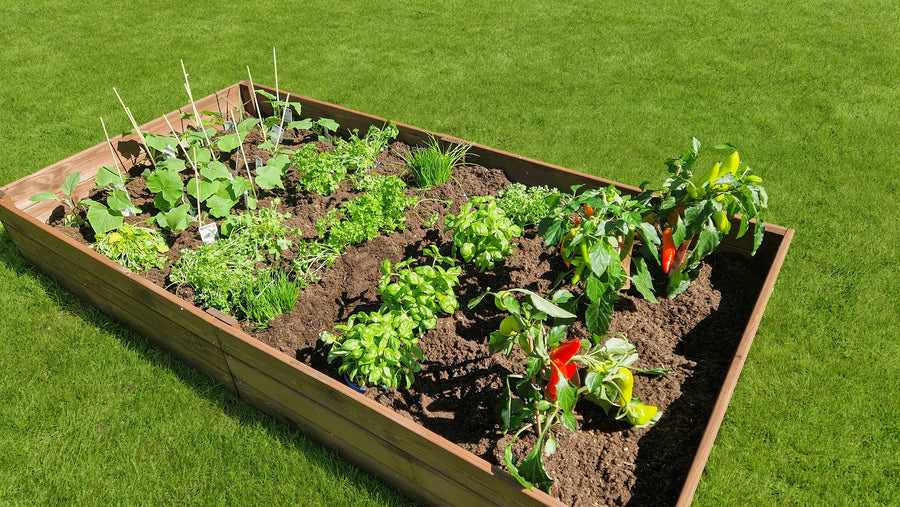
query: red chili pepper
[
  {"left": 583, "top": 204, "right": 594, "bottom": 217},
  {"left": 550, "top": 339, "right": 581, "bottom": 364},
  {"left": 546, "top": 340, "right": 581, "bottom": 400},
  {"left": 662, "top": 228, "right": 675, "bottom": 274}
]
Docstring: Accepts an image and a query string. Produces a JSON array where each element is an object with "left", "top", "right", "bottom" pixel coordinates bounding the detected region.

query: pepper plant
[
  {"left": 638, "top": 138, "right": 768, "bottom": 296},
  {"left": 470, "top": 288, "right": 665, "bottom": 492},
  {"left": 539, "top": 185, "right": 660, "bottom": 334}
]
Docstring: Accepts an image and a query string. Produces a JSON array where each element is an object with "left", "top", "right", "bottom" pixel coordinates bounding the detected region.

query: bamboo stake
[
  {"left": 273, "top": 92, "right": 291, "bottom": 153},
  {"left": 273, "top": 46, "right": 279, "bottom": 103},
  {"left": 113, "top": 88, "right": 158, "bottom": 171},
  {"left": 229, "top": 109, "right": 255, "bottom": 198},
  {"left": 246, "top": 66, "right": 267, "bottom": 142},
  {"left": 163, "top": 115, "right": 203, "bottom": 228},
  {"left": 99, "top": 117, "right": 125, "bottom": 182},
  {"left": 181, "top": 60, "right": 214, "bottom": 149}
]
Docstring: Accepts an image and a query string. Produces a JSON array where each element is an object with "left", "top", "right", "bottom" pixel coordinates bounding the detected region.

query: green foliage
[
  {"left": 92, "top": 223, "right": 169, "bottom": 272},
  {"left": 292, "top": 144, "right": 347, "bottom": 196},
  {"left": 445, "top": 195, "right": 522, "bottom": 272},
  {"left": 472, "top": 288, "right": 662, "bottom": 492},
  {"left": 496, "top": 183, "right": 564, "bottom": 227},
  {"left": 291, "top": 122, "right": 398, "bottom": 196},
  {"left": 319, "top": 309, "right": 423, "bottom": 390},
  {"left": 238, "top": 267, "right": 303, "bottom": 326},
  {"left": 638, "top": 139, "right": 769, "bottom": 297},
  {"left": 335, "top": 122, "right": 398, "bottom": 173},
  {"left": 316, "top": 174, "right": 418, "bottom": 251},
  {"left": 399, "top": 134, "right": 470, "bottom": 189},
  {"left": 220, "top": 200, "right": 300, "bottom": 261},
  {"left": 539, "top": 185, "right": 659, "bottom": 334},
  {"left": 170, "top": 203, "right": 301, "bottom": 318},
  {"left": 377, "top": 245, "right": 461, "bottom": 333},
  {"left": 322, "top": 245, "right": 459, "bottom": 389},
  {"left": 29, "top": 171, "right": 88, "bottom": 227}
]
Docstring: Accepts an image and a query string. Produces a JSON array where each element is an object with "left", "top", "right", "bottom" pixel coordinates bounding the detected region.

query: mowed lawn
[{"left": 1, "top": 1, "right": 897, "bottom": 505}]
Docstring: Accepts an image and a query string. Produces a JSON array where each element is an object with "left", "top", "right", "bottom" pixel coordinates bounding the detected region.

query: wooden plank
[
  {"left": 227, "top": 356, "right": 555, "bottom": 507},
  {"left": 2, "top": 221, "right": 235, "bottom": 392},
  {"left": 215, "top": 325, "right": 559, "bottom": 507},
  {"left": 0, "top": 205, "right": 226, "bottom": 349}
]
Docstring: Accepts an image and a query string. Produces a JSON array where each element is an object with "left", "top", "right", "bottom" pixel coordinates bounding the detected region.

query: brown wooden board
[
  {"left": 214, "top": 323, "right": 559, "bottom": 506},
  {"left": 0, "top": 81, "right": 794, "bottom": 506}
]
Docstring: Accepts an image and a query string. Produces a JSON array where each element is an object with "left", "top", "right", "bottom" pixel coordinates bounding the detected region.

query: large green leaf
[
  {"left": 86, "top": 203, "right": 123, "bottom": 235},
  {"left": 62, "top": 172, "right": 81, "bottom": 196},
  {"left": 630, "top": 257, "right": 659, "bottom": 303}
]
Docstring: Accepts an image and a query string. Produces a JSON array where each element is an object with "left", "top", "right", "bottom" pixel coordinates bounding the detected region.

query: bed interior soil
[{"left": 51, "top": 131, "right": 764, "bottom": 506}]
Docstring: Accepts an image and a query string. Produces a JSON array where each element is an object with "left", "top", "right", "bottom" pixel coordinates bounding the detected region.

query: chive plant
[{"left": 400, "top": 135, "right": 471, "bottom": 189}]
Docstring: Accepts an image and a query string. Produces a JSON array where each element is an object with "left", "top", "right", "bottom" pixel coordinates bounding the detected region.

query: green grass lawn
[{"left": 1, "top": 0, "right": 898, "bottom": 505}]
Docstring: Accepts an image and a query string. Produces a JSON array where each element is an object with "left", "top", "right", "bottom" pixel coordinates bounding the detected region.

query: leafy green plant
[
  {"left": 471, "top": 288, "right": 664, "bottom": 492},
  {"left": 335, "top": 122, "right": 398, "bottom": 174},
  {"left": 638, "top": 139, "right": 769, "bottom": 296},
  {"left": 445, "top": 195, "right": 522, "bottom": 272},
  {"left": 319, "top": 309, "right": 423, "bottom": 389},
  {"left": 378, "top": 245, "right": 461, "bottom": 333},
  {"left": 93, "top": 223, "right": 169, "bottom": 272},
  {"left": 399, "top": 134, "right": 471, "bottom": 189},
  {"left": 29, "top": 172, "right": 89, "bottom": 228},
  {"left": 496, "top": 183, "right": 564, "bottom": 227},
  {"left": 292, "top": 144, "right": 347, "bottom": 196},
  {"left": 291, "top": 122, "right": 398, "bottom": 196},
  {"left": 316, "top": 174, "right": 418, "bottom": 251},
  {"left": 540, "top": 185, "right": 660, "bottom": 334},
  {"left": 170, "top": 202, "right": 301, "bottom": 316},
  {"left": 238, "top": 267, "right": 303, "bottom": 326},
  {"left": 220, "top": 199, "right": 300, "bottom": 261}
]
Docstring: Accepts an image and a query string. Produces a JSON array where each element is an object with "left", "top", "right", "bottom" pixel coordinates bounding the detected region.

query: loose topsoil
[{"left": 51, "top": 129, "right": 764, "bottom": 506}]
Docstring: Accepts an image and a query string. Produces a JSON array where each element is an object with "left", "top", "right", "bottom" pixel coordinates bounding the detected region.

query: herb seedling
[
  {"left": 445, "top": 195, "right": 522, "bottom": 272},
  {"left": 93, "top": 223, "right": 169, "bottom": 272},
  {"left": 399, "top": 134, "right": 470, "bottom": 189}
]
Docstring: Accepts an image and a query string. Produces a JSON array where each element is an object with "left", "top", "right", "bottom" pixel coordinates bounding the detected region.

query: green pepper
[
  {"left": 571, "top": 263, "right": 586, "bottom": 285},
  {"left": 744, "top": 174, "right": 762, "bottom": 183},
  {"left": 700, "top": 162, "right": 720, "bottom": 186},
  {"left": 580, "top": 242, "right": 590, "bottom": 266},
  {"left": 625, "top": 403, "right": 658, "bottom": 427},
  {"left": 613, "top": 368, "right": 633, "bottom": 405},
  {"left": 718, "top": 151, "right": 740, "bottom": 178},
  {"left": 712, "top": 210, "right": 730, "bottom": 234}
]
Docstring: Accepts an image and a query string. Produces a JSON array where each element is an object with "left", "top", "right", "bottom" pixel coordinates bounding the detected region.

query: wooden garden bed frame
[{"left": 0, "top": 81, "right": 793, "bottom": 506}]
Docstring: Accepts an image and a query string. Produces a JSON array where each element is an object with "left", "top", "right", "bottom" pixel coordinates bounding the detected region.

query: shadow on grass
[{"left": 0, "top": 228, "right": 417, "bottom": 506}]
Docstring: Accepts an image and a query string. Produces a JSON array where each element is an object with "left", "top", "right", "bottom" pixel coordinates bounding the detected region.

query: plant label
[
  {"left": 255, "top": 156, "right": 263, "bottom": 170},
  {"left": 162, "top": 145, "right": 178, "bottom": 160},
  {"left": 270, "top": 124, "right": 284, "bottom": 144},
  {"left": 284, "top": 107, "right": 293, "bottom": 124},
  {"left": 199, "top": 222, "right": 219, "bottom": 243},
  {"left": 223, "top": 120, "right": 234, "bottom": 132}
]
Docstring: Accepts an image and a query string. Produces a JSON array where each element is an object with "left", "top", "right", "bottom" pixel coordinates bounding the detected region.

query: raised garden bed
[{"left": 0, "top": 81, "right": 793, "bottom": 506}]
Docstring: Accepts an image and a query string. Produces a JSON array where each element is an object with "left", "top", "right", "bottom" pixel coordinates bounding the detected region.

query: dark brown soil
[{"left": 50, "top": 130, "right": 764, "bottom": 506}]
